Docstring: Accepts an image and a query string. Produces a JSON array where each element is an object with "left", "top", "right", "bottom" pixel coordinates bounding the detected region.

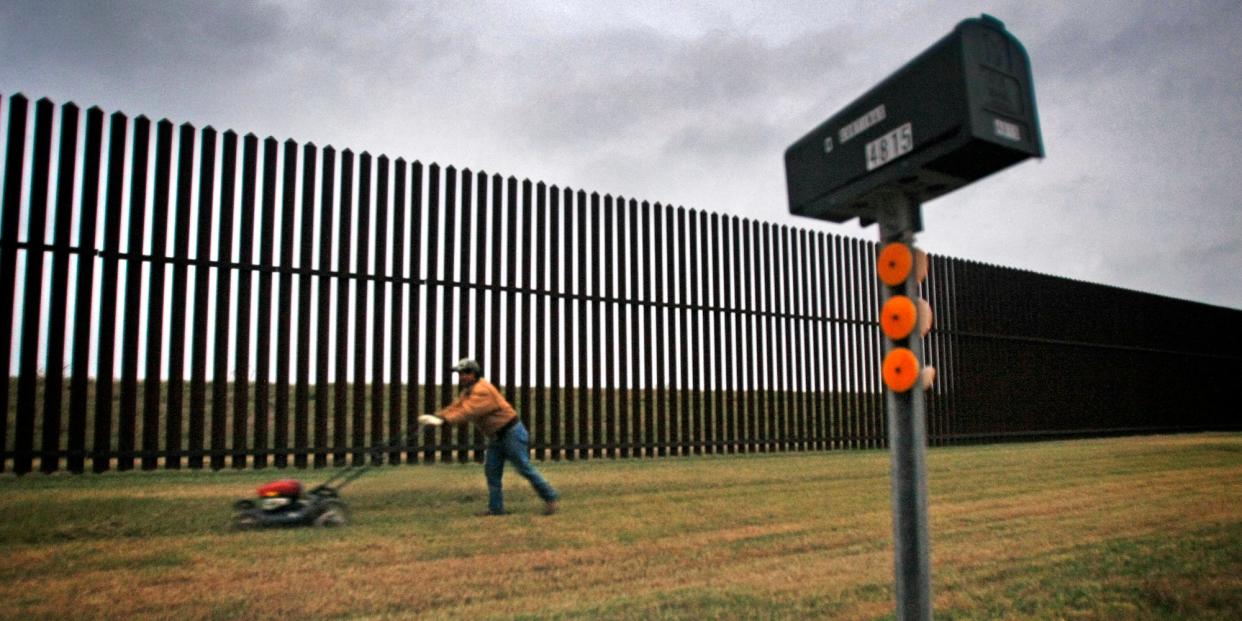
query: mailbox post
[
  {"left": 784, "top": 15, "right": 1042, "bottom": 620},
  {"left": 875, "top": 191, "right": 933, "bottom": 620}
]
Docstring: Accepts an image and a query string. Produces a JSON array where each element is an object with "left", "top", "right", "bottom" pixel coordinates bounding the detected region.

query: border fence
[{"left": 2, "top": 93, "right": 1239, "bottom": 474}]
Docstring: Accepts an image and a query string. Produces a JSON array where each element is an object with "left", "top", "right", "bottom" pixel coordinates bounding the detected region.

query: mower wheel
[
  {"left": 233, "top": 513, "right": 260, "bottom": 531},
  {"left": 314, "top": 500, "right": 350, "bottom": 527}
]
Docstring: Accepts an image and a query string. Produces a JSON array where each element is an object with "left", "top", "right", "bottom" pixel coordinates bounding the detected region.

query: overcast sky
[{"left": 2, "top": 0, "right": 1241, "bottom": 310}]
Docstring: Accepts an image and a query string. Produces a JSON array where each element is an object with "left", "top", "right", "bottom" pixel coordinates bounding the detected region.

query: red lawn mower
[{"left": 231, "top": 440, "right": 410, "bottom": 530}]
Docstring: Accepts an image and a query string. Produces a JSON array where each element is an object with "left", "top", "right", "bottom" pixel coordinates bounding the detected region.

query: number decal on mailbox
[{"left": 865, "top": 123, "right": 914, "bottom": 171}]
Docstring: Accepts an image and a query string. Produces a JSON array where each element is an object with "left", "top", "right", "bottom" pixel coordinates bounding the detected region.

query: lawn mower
[{"left": 231, "top": 438, "right": 417, "bottom": 530}]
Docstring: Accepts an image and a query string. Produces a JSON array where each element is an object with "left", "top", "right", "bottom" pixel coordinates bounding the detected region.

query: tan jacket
[{"left": 436, "top": 378, "right": 517, "bottom": 437}]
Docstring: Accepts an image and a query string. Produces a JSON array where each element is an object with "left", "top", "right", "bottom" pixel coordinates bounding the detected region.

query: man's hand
[{"left": 418, "top": 414, "right": 445, "bottom": 427}]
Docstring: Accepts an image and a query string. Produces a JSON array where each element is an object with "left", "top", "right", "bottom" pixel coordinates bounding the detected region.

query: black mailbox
[{"left": 785, "top": 15, "right": 1043, "bottom": 225}]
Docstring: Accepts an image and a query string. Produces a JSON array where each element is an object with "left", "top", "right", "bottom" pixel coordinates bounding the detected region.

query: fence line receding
[{"left": 1, "top": 93, "right": 1239, "bottom": 473}]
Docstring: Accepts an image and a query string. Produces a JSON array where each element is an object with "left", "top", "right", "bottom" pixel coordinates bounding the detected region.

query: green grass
[{"left": 1, "top": 433, "right": 1239, "bottom": 619}]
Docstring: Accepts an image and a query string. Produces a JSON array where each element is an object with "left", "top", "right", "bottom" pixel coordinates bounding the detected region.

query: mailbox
[{"left": 785, "top": 15, "right": 1043, "bottom": 225}]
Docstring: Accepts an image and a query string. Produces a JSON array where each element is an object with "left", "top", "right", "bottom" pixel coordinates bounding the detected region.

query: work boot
[{"left": 543, "top": 500, "right": 559, "bottom": 516}]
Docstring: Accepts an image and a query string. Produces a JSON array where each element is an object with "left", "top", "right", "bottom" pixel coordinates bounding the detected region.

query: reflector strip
[
  {"left": 883, "top": 348, "right": 920, "bottom": 393},
  {"left": 878, "top": 243, "right": 913, "bottom": 286},
  {"left": 882, "top": 296, "right": 918, "bottom": 340}
]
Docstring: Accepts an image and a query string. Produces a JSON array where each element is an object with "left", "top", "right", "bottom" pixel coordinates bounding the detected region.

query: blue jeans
[{"left": 484, "top": 420, "right": 558, "bottom": 514}]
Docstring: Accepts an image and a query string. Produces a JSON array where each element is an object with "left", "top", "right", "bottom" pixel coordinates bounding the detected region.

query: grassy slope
[{"left": 0, "top": 433, "right": 1239, "bottom": 620}]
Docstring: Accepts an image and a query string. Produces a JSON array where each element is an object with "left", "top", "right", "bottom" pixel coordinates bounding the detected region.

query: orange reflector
[
  {"left": 878, "top": 243, "right": 913, "bottom": 286},
  {"left": 918, "top": 298, "right": 933, "bottom": 337},
  {"left": 881, "top": 296, "right": 918, "bottom": 340},
  {"left": 883, "top": 348, "right": 920, "bottom": 393},
  {"left": 921, "top": 366, "right": 937, "bottom": 390}
]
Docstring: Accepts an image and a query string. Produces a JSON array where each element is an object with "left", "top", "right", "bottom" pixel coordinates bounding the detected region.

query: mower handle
[{"left": 310, "top": 436, "right": 418, "bottom": 493}]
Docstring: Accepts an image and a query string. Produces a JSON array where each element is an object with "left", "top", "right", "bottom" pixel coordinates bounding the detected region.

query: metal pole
[{"left": 876, "top": 191, "right": 932, "bottom": 621}]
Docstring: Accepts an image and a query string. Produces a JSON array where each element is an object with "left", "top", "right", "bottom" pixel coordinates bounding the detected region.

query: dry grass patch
[{"left": 1, "top": 433, "right": 1239, "bottom": 619}]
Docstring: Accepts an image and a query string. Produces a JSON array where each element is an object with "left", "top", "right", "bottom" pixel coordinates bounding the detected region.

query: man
[{"left": 420, "top": 358, "right": 560, "bottom": 516}]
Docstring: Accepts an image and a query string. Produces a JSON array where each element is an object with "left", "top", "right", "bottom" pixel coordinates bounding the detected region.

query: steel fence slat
[
  {"left": 655, "top": 203, "right": 670, "bottom": 457},
  {"left": 535, "top": 182, "right": 548, "bottom": 460},
  {"left": 232, "top": 134, "right": 258, "bottom": 469},
  {"left": 675, "top": 206, "right": 689, "bottom": 455},
  {"left": 91, "top": 111, "right": 128, "bottom": 473},
  {"left": 869, "top": 240, "right": 885, "bottom": 448},
  {"left": 711, "top": 213, "right": 725, "bottom": 454},
  {"left": 370, "top": 155, "right": 389, "bottom": 465},
  {"left": 576, "top": 189, "right": 588, "bottom": 461},
  {"left": 741, "top": 219, "right": 755, "bottom": 453},
  {"left": 351, "top": 153, "right": 372, "bottom": 464},
  {"left": 166, "top": 123, "right": 196, "bottom": 467},
  {"left": 437, "top": 164, "right": 457, "bottom": 461},
  {"left": 137, "top": 119, "right": 171, "bottom": 471},
  {"left": 188, "top": 126, "right": 217, "bottom": 468},
  {"left": 725, "top": 216, "right": 740, "bottom": 453},
  {"left": 116, "top": 115, "right": 152, "bottom": 472},
  {"left": 422, "top": 163, "right": 441, "bottom": 463},
  {"left": 560, "top": 188, "right": 576, "bottom": 461},
  {"left": 14, "top": 98, "right": 53, "bottom": 474},
  {"left": 452, "top": 169, "right": 469, "bottom": 463},
  {"left": 815, "top": 232, "right": 829, "bottom": 450},
  {"left": 252, "top": 136, "right": 279, "bottom": 469},
  {"left": 211, "top": 131, "right": 237, "bottom": 471},
  {"left": 549, "top": 185, "right": 562, "bottom": 461},
  {"left": 831, "top": 233, "right": 843, "bottom": 449},
  {"left": 407, "top": 161, "right": 424, "bottom": 463},
  {"left": 521, "top": 180, "right": 534, "bottom": 455},
  {"left": 487, "top": 175, "right": 504, "bottom": 458},
  {"left": 686, "top": 209, "right": 700, "bottom": 455},
  {"left": 314, "top": 147, "right": 336, "bottom": 467},
  {"left": 272, "top": 139, "right": 298, "bottom": 468},
  {"left": 591, "top": 193, "right": 603, "bottom": 458},
  {"left": 0, "top": 94, "right": 20, "bottom": 473},
  {"left": 335, "top": 149, "right": 355, "bottom": 466},
  {"left": 470, "top": 171, "right": 489, "bottom": 462},
  {"left": 602, "top": 194, "right": 613, "bottom": 457},
  {"left": 295, "top": 143, "right": 317, "bottom": 468},
  {"left": 852, "top": 238, "right": 865, "bottom": 449},
  {"left": 68, "top": 106, "right": 103, "bottom": 474},
  {"left": 854, "top": 239, "right": 866, "bottom": 449},
  {"left": 623, "top": 199, "right": 638, "bottom": 458},
  {"left": 839, "top": 236, "right": 850, "bottom": 449},
  {"left": 780, "top": 226, "right": 793, "bottom": 452},
  {"left": 388, "top": 157, "right": 406, "bottom": 464},
  {"left": 641, "top": 202, "right": 655, "bottom": 457},
  {"left": 796, "top": 230, "right": 810, "bottom": 451},
  {"left": 40, "top": 102, "right": 80, "bottom": 473},
  {"left": 504, "top": 177, "right": 517, "bottom": 420}
]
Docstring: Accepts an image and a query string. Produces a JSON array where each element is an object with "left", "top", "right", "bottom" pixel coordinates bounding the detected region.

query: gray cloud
[
  {"left": 1, "top": 1, "right": 283, "bottom": 106},
  {"left": 1, "top": 0, "right": 1240, "bottom": 308}
]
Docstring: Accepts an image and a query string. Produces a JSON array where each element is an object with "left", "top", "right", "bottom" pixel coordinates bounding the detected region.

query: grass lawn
[{"left": 1, "top": 433, "right": 1239, "bottom": 620}]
